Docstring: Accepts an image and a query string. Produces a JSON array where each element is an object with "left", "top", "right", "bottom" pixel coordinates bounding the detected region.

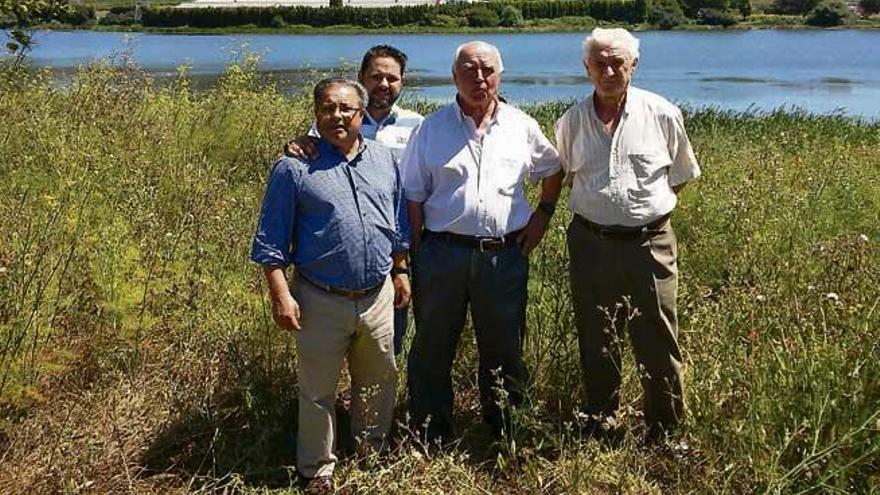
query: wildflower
[
  {"left": 824, "top": 292, "right": 840, "bottom": 302},
  {"left": 755, "top": 294, "right": 766, "bottom": 302},
  {"left": 858, "top": 234, "right": 869, "bottom": 243}
]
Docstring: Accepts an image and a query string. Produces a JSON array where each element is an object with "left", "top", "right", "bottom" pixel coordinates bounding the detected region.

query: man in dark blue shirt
[{"left": 251, "top": 78, "right": 410, "bottom": 494}]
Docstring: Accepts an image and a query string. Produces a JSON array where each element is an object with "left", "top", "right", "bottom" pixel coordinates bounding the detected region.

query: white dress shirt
[
  {"left": 555, "top": 86, "right": 701, "bottom": 227},
  {"left": 403, "top": 100, "right": 561, "bottom": 237},
  {"left": 362, "top": 105, "right": 424, "bottom": 153}
]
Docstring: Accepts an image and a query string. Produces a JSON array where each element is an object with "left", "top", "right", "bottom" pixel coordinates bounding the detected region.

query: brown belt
[
  {"left": 298, "top": 274, "right": 384, "bottom": 300},
  {"left": 573, "top": 214, "right": 670, "bottom": 240},
  {"left": 424, "top": 229, "right": 523, "bottom": 252}
]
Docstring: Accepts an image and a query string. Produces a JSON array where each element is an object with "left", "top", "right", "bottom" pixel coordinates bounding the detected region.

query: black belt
[
  {"left": 424, "top": 229, "right": 523, "bottom": 252},
  {"left": 573, "top": 214, "right": 670, "bottom": 240},
  {"left": 298, "top": 273, "right": 384, "bottom": 300}
]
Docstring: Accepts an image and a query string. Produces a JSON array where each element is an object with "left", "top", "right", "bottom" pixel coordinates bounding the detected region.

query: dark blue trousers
[{"left": 407, "top": 233, "right": 529, "bottom": 440}]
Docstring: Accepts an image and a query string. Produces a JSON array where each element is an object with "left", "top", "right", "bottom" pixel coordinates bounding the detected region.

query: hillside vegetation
[{"left": 0, "top": 61, "right": 878, "bottom": 493}]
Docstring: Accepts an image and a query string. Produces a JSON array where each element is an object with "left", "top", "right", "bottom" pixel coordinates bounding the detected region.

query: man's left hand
[
  {"left": 392, "top": 274, "right": 411, "bottom": 309},
  {"left": 517, "top": 211, "right": 551, "bottom": 256}
]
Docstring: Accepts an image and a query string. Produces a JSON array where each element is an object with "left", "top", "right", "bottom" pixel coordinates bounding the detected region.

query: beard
[{"left": 368, "top": 89, "right": 399, "bottom": 111}]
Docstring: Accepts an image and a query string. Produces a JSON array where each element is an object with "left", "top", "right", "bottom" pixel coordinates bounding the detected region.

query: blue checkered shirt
[{"left": 251, "top": 138, "right": 409, "bottom": 291}]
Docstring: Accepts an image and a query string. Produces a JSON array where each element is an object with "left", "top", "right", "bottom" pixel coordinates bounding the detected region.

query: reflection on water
[{"left": 20, "top": 29, "right": 880, "bottom": 120}]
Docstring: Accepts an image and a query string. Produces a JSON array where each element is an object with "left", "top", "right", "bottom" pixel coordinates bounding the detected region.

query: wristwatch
[
  {"left": 537, "top": 200, "right": 557, "bottom": 218},
  {"left": 391, "top": 266, "right": 410, "bottom": 277}
]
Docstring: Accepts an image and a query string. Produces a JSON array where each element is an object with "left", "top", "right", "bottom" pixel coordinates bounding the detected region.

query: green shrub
[
  {"left": 500, "top": 5, "right": 525, "bottom": 26},
  {"left": 648, "top": 0, "right": 688, "bottom": 28},
  {"left": 806, "top": 0, "right": 850, "bottom": 25},
  {"left": 329, "top": 0, "right": 343, "bottom": 7},
  {"left": 463, "top": 6, "right": 501, "bottom": 27},
  {"left": 769, "top": 0, "right": 820, "bottom": 14},
  {"left": 58, "top": 4, "right": 95, "bottom": 26},
  {"left": 269, "top": 13, "right": 286, "bottom": 27},
  {"left": 426, "top": 13, "right": 467, "bottom": 27},
  {"left": 698, "top": 7, "right": 740, "bottom": 24}
]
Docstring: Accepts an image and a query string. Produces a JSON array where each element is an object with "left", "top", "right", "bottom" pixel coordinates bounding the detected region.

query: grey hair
[
  {"left": 452, "top": 41, "right": 505, "bottom": 73},
  {"left": 312, "top": 77, "right": 369, "bottom": 110},
  {"left": 582, "top": 28, "right": 640, "bottom": 63}
]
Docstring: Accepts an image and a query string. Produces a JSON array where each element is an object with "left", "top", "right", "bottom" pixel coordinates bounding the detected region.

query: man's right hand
[
  {"left": 272, "top": 292, "right": 302, "bottom": 331},
  {"left": 284, "top": 135, "right": 320, "bottom": 160}
]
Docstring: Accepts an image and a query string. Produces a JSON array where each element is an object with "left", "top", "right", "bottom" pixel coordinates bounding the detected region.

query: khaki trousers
[
  {"left": 292, "top": 276, "right": 397, "bottom": 478},
  {"left": 567, "top": 218, "right": 684, "bottom": 433}
]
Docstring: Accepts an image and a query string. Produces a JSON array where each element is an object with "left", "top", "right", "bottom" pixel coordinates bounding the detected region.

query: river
[{"left": 20, "top": 29, "right": 880, "bottom": 119}]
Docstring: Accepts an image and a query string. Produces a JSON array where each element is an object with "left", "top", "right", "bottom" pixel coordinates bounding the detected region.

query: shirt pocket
[
  {"left": 495, "top": 156, "right": 526, "bottom": 197},
  {"left": 628, "top": 148, "right": 672, "bottom": 183}
]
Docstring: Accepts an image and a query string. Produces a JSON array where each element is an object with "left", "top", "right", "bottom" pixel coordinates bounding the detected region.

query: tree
[
  {"left": 1, "top": 0, "right": 71, "bottom": 64},
  {"left": 499, "top": 5, "right": 524, "bottom": 27},
  {"left": 806, "top": 0, "right": 850, "bottom": 25},
  {"left": 648, "top": 0, "right": 688, "bottom": 29},
  {"left": 769, "top": 0, "right": 821, "bottom": 14},
  {"left": 860, "top": 0, "right": 880, "bottom": 14}
]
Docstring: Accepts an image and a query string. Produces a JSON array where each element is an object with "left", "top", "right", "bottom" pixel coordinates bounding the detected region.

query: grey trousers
[
  {"left": 292, "top": 276, "right": 397, "bottom": 478},
  {"left": 567, "top": 218, "right": 685, "bottom": 433}
]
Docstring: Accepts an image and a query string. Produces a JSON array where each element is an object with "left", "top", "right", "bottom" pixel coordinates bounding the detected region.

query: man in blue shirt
[
  {"left": 251, "top": 78, "right": 410, "bottom": 494},
  {"left": 285, "top": 45, "right": 423, "bottom": 356}
]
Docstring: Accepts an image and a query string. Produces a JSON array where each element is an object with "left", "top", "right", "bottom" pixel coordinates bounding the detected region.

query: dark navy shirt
[{"left": 251, "top": 138, "right": 409, "bottom": 291}]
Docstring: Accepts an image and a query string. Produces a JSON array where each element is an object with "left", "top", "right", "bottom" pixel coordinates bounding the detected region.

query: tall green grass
[{"left": 0, "top": 61, "right": 877, "bottom": 493}]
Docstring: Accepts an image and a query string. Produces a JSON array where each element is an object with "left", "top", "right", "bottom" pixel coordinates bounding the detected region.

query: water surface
[{"left": 21, "top": 30, "right": 880, "bottom": 119}]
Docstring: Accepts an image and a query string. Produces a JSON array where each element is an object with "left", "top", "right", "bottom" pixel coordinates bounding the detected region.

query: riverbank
[{"left": 0, "top": 61, "right": 877, "bottom": 493}]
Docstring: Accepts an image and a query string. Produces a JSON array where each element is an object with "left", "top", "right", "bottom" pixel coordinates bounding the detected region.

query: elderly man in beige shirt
[{"left": 555, "top": 28, "right": 701, "bottom": 443}]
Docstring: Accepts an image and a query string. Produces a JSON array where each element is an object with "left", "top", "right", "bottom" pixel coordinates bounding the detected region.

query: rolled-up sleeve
[
  {"left": 527, "top": 118, "right": 561, "bottom": 183},
  {"left": 251, "top": 157, "right": 298, "bottom": 266},
  {"left": 666, "top": 107, "right": 701, "bottom": 187},
  {"left": 401, "top": 123, "right": 430, "bottom": 203}
]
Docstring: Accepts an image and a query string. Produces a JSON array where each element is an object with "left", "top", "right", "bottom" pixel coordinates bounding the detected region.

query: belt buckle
[{"left": 478, "top": 237, "right": 502, "bottom": 252}]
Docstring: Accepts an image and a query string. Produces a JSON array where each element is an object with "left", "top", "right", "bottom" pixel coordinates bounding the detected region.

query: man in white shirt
[
  {"left": 403, "top": 41, "right": 563, "bottom": 442},
  {"left": 285, "top": 45, "right": 424, "bottom": 355},
  {"left": 555, "top": 28, "right": 701, "bottom": 442}
]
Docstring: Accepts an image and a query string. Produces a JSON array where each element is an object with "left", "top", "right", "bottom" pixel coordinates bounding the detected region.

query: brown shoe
[{"left": 304, "top": 475, "right": 334, "bottom": 495}]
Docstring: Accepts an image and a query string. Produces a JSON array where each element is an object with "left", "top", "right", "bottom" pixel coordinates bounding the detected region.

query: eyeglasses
[{"left": 317, "top": 104, "right": 363, "bottom": 119}]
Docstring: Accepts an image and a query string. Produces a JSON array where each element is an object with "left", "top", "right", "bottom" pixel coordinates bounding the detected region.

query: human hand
[
  {"left": 272, "top": 292, "right": 302, "bottom": 331},
  {"left": 283, "top": 135, "right": 320, "bottom": 160},
  {"left": 392, "top": 274, "right": 411, "bottom": 309},
  {"left": 516, "top": 211, "right": 551, "bottom": 256}
]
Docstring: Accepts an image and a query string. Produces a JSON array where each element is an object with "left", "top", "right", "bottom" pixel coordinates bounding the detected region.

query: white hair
[
  {"left": 452, "top": 40, "right": 505, "bottom": 73},
  {"left": 582, "top": 28, "right": 640, "bottom": 63}
]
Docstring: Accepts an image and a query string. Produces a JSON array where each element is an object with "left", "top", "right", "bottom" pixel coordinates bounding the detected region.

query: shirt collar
[
  {"left": 589, "top": 86, "right": 635, "bottom": 122},
  {"left": 364, "top": 105, "right": 400, "bottom": 128},
  {"left": 316, "top": 135, "right": 367, "bottom": 163},
  {"left": 453, "top": 96, "right": 503, "bottom": 126}
]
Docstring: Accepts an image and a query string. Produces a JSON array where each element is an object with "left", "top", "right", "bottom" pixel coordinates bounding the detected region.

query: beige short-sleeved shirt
[{"left": 555, "top": 86, "right": 700, "bottom": 227}]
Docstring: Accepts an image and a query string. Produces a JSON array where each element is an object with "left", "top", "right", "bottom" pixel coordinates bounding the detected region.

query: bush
[
  {"left": 859, "top": 0, "right": 880, "bottom": 14},
  {"left": 698, "top": 7, "right": 740, "bottom": 24},
  {"left": 769, "top": 0, "right": 820, "bottom": 14},
  {"left": 499, "top": 5, "right": 524, "bottom": 26},
  {"left": 329, "top": 0, "right": 343, "bottom": 7},
  {"left": 99, "top": 12, "right": 136, "bottom": 26},
  {"left": 648, "top": 0, "right": 688, "bottom": 28},
  {"left": 462, "top": 6, "right": 500, "bottom": 27},
  {"left": 57, "top": 4, "right": 95, "bottom": 26},
  {"left": 806, "top": 0, "right": 850, "bottom": 25},
  {"left": 426, "top": 13, "right": 467, "bottom": 27},
  {"left": 269, "top": 14, "right": 286, "bottom": 27}
]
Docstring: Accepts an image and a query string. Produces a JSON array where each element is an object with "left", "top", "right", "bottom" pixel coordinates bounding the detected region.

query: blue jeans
[{"left": 407, "top": 233, "right": 530, "bottom": 440}]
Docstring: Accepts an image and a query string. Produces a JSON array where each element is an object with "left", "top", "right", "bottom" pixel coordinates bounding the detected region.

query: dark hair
[
  {"left": 313, "top": 78, "right": 368, "bottom": 111},
  {"left": 359, "top": 45, "right": 408, "bottom": 78}
]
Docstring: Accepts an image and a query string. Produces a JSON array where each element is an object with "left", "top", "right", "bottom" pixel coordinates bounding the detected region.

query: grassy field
[{"left": 0, "top": 60, "right": 878, "bottom": 494}]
